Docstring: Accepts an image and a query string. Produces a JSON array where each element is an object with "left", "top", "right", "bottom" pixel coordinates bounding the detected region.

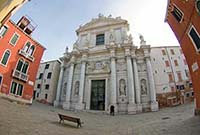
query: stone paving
[{"left": 0, "top": 97, "right": 199, "bottom": 135}]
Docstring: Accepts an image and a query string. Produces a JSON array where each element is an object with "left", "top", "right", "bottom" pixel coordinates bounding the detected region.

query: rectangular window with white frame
[
  {"left": 10, "top": 81, "right": 24, "bottom": 96},
  {"left": 0, "top": 25, "right": 8, "bottom": 38},
  {"left": 188, "top": 25, "right": 200, "bottom": 52},
  {"left": 96, "top": 34, "right": 105, "bottom": 45},
  {"left": 16, "top": 59, "right": 29, "bottom": 74},
  {"left": 9, "top": 33, "right": 19, "bottom": 46},
  {"left": 171, "top": 4, "right": 183, "bottom": 23}
]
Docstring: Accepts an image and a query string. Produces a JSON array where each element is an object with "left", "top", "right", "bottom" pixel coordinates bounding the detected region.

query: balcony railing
[
  {"left": 13, "top": 70, "right": 29, "bottom": 82},
  {"left": 18, "top": 49, "right": 35, "bottom": 62}
]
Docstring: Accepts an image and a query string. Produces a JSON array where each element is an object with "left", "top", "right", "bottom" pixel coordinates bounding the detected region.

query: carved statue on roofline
[{"left": 139, "top": 34, "right": 146, "bottom": 45}]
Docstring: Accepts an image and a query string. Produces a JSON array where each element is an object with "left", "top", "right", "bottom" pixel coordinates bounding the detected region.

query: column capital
[
  {"left": 145, "top": 56, "right": 151, "bottom": 61},
  {"left": 109, "top": 48, "right": 116, "bottom": 58},
  {"left": 60, "top": 62, "right": 65, "bottom": 69},
  {"left": 132, "top": 55, "right": 137, "bottom": 59},
  {"left": 70, "top": 55, "right": 76, "bottom": 63},
  {"left": 81, "top": 54, "right": 88, "bottom": 62},
  {"left": 125, "top": 47, "right": 131, "bottom": 57},
  {"left": 125, "top": 55, "right": 131, "bottom": 59},
  {"left": 110, "top": 56, "right": 116, "bottom": 60}
]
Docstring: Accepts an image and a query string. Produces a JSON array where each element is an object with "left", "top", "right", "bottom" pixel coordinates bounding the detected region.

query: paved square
[{"left": 0, "top": 97, "right": 199, "bottom": 135}]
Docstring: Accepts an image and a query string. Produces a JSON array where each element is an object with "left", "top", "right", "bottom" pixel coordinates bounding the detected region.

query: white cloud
[{"left": 104, "top": 0, "right": 179, "bottom": 46}]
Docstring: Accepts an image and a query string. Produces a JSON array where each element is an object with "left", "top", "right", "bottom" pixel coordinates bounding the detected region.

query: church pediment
[{"left": 76, "top": 15, "right": 128, "bottom": 34}]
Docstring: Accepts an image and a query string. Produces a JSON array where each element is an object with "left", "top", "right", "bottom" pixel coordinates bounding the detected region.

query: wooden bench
[{"left": 58, "top": 113, "right": 83, "bottom": 128}]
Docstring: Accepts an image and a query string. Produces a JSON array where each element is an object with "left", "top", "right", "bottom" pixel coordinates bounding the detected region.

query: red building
[
  {"left": 165, "top": 0, "right": 200, "bottom": 115},
  {"left": 0, "top": 16, "right": 45, "bottom": 104}
]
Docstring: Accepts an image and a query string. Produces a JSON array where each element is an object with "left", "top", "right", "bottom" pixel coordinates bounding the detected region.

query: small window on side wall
[
  {"left": 96, "top": 34, "right": 105, "bottom": 45},
  {"left": 196, "top": 0, "right": 200, "bottom": 14},
  {"left": 1, "top": 50, "right": 10, "bottom": 66},
  {"left": 10, "top": 33, "right": 19, "bottom": 46},
  {"left": 28, "top": 45, "right": 35, "bottom": 56},
  {"left": 45, "top": 64, "right": 49, "bottom": 69},
  {"left": 188, "top": 25, "right": 200, "bottom": 52},
  {"left": 171, "top": 5, "right": 183, "bottom": 22},
  {"left": 23, "top": 42, "right": 31, "bottom": 53},
  {"left": 0, "top": 26, "right": 8, "bottom": 37}
]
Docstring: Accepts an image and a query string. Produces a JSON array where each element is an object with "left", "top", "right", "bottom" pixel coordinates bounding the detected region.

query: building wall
[
  {"left": 34, "top": 60, "right": 61, "bottom": 104},
  {"left": 151, "top": 46, "right": 193, "bottom": 107},
  {"left": 0, "top": 0, "right": 28, "bottom": 27},
  {"left": 0, "top": 19, "right": 45, "bottom": 104},
  {"left": 166, "top": 0, "right": 200, "bottom": 113}
]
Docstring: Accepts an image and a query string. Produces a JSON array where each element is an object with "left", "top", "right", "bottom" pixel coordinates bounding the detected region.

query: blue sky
[{"left": 11, "top": 0, "right": 179, "bottom": 61}]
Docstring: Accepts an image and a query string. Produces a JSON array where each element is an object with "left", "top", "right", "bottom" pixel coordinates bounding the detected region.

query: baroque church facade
[{"left": 54, "top": 15, "right": 158, "bottom": 114}]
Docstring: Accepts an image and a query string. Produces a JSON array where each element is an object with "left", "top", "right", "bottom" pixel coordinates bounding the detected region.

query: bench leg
[
  {"left": 77, "top": 123, "right": 81, "bottom": 128},
  {"left": 59, "top": 119, "right": 64, "bottom": 124}
]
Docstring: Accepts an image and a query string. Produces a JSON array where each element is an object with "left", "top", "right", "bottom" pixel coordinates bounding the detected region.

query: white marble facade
[{"left": 54, "top": 15, "right": 158, "bottom": 114}]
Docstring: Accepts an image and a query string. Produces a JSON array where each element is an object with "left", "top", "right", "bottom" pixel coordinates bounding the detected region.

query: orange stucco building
[
  {"left": 0, "top": 16, "right": 45, "bottom": 104},
  {"left": 165, "top": 0, "right": 200, "bottom": 115}
]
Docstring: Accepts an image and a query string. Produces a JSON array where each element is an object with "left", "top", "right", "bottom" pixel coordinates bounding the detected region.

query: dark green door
[{"left": 90, "top": 80, "right": 105, "bottom": 110}]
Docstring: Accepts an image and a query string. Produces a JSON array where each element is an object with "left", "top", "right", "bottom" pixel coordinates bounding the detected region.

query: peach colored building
[
  {"left": 0, "top": 16, "right": 45, "bottom": 104},
  {"left": 165, "top": 0, "right": 200, "bottom": 115}
]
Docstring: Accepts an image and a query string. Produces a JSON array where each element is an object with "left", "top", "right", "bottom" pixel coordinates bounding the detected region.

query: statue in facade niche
[
  {"left": 141, "top": 79, "right": 147, "bottom": 95},
  {"left": 119, "top": 79, "right": 126, "bottom": 96},
  {"left": 109, "top": 32, "right": 115, "bottom": 45},
  {"left": 84, "top": 37, "right": 90, "bottom": 48},
  {"left": 74, "top": 81, "right": 80, "bottom": 95}
]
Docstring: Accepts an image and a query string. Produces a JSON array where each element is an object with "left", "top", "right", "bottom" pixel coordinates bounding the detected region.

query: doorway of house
[{"left": 90, "top": 80, "right": 105, "bottom": 110}]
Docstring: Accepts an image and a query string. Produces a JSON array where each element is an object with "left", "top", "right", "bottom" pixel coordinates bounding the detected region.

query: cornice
[{"left": 76, "top": 16, "right": 128, "bottom": 34}]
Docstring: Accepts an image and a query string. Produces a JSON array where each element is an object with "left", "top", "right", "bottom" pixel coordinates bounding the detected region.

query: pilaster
[
  {"left": 75, "top": 53, "right": 87, "bottom": 110},
  {"left": 63, "top": 56, "right": 75, "bottom": 110},
  {"left": 146, "top": 56, "right": 158, "bottom": 111},
  {"left": 125, "top": 47, "right": 136, "bottom": 114},
  {"left": 109, "top": 47, "right": 117, "bottom": 112},
  {"left": 54, "top": 62, "right": 65, "bottom": 107}
]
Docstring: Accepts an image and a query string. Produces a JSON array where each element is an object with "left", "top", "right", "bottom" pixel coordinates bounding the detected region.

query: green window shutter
[
  {"left": 10, "top": 82, "right": 17, "bottom": 94},
  {"left": 21, "top": 62, "right": 29, "bottom": 74},
  {"left": 16, "top": 59, "right": 23, "bottom": 71},
  {"left": 0, "top": 26, "right": 8, "bottom": 37},
  {"left": 17, "top": 84, "right": 23, "bottom": 96},
  {"left": 1, "top": 50, "right": 10, "bottom": 65},
  {"left": 10, "top": 34, "right": 19, "bottom": 45}
]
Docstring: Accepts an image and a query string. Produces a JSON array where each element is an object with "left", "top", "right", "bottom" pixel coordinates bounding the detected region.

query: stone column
[
  {"left": 109, "top": 49, "right": 117, "bottom": 113},
  {"left": 110, "top": 57, "right": 117, "bottom": 104},
  {"left": 76, "top": 55, "right": 87, "bottom": 110},
  {"left": 54, "top": 62, "right": 65, "bottom": 107},
  {"left": 125, "top": 48, "right": 136, "bottom": 114},
  {"left": 146, "top": 57, "right": 158, "bottom": 111},
  {"left": 127, "top": 56, "right": 135, "bottom": 103},
  {"left": 63, "top": 61, "right": 75, "bottom": 110},
  {"left": 133, "top": 57, "right": 142, "bottom": 112}
]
